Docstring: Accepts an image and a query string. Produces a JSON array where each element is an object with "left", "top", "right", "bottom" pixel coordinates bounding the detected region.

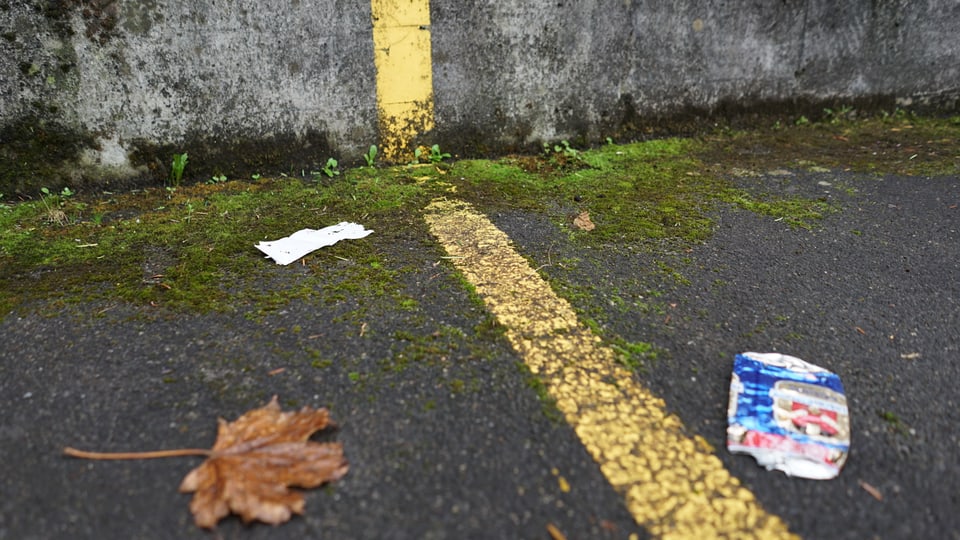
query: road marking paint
[
  {"left": 424, "top": 198, "right": 797, "bottom": 540},
  {"left": 371, "top": 0, "right": 434, "bottom": 162}
]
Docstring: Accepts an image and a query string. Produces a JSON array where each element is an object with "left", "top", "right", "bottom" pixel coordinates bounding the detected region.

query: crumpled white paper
[{"left": 255, "top": 222, "right": 373, "bottom": 265}]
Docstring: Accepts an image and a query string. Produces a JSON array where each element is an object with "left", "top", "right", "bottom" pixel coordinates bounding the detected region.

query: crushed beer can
[{"left": 727, "top": 352, "right": 850, "bottom": 480}]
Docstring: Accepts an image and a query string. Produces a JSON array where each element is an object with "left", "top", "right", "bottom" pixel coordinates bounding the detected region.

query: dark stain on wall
[
  {"left": 0, "top": 117, "right": 336, "bottom": 196},
  {"left": 127, "top": 130, "right": 336, "bottom": 189},
  {"left": 427, "top": 93, "right": 909, "bottom": 160},
  {"left": 41, "top": 0, "right": 120, "bottom": 44},
  {"left": 0, "top": 118, "right": 95, "bottom": 195}
]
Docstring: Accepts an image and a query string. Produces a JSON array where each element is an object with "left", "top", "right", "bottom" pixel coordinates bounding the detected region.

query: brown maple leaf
[
  {"left": 179, "top": 396, "right": 348, "bottom": 528},
  {"left": 64, "top": 396, "right": 348, "bottom": 529}
]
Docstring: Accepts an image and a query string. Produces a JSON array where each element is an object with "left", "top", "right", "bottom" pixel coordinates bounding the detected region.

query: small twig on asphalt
[
  {"left": 546, "top": 523, "right": 567, "bottom": 540},
  {"left": 858, "top": 479, "right": 883, "bottom": 501}
]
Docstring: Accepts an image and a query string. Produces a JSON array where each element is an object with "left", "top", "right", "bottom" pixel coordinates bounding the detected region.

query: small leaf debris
[
  {"left": 573, "top": 211, "right": 595, "bottom": 231},
  {"left": 64, "top": 396, "right": 348, "bottom": 529}
]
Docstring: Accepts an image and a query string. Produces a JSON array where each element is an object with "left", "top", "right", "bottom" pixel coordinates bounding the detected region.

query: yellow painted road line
[
  {"left": 371, "top": 0, "right": 434, "bottom": 162},
  {"left": 425, "top": 198, "right": 798, "bottom": 540}
]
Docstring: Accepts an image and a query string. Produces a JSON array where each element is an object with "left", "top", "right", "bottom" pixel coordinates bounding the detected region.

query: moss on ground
[
  {"left": 698, "top": 110, "right": 960, "bottom": 177},
  {"left": 2, "top": 112, "right": 959, "bottom": 318}
]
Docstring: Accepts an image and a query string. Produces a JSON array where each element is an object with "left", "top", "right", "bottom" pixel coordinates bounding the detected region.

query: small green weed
[
  {"left": 40, "top": 186, "right": 74, "bottom": 201},
  {"left": 39, "top": 186, "right": 73, "bottom": 226},
  {"left": 541, "top": 139, "right": 586, "bottom": 169},
  {"left": 38, "top": 188, "right": 54, "bottom": 206},
  {"left": 315, "top": 158, "right": 340, "bottom": 178},
  {"left": 428, "top": 144, "right": 450, "bottom": 164},
  {"left": 206, "top": 174, "right": 227, "bottom": 184},
  {"left": 170, "top": 152, "right": 188, "bottom": 187},
  {"left": 880, "top": 107, "right": 909, "bottom": 121},
  {"left": 364, "top": 145, "right": 378, "bottom": 167},
  {"left": 413, "top": 144, "right": 451, "bottom": 164},
  {"left": 543, "top": 139, "right": 581, "bottom": 159},
  {"left": 554, "top": 140, "right": 580, "bottom": 159},
  {"left": 823, "top": 105, "right": 855, "bottom": 124}
]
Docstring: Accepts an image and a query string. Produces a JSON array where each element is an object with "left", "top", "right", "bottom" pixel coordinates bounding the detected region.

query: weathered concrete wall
[
  {"left": 1, "top": 0, "right": 958, "bottom": 194},
  {"left": 0, "top": 0, "right": 377, "bottom": 193},
  {"left": 430, "top": 0, "right": 960, "bottom": 151}
]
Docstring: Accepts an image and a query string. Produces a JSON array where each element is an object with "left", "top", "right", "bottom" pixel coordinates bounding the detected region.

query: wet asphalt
[{"left": 1, "top": 167, "right": 959, "bottom": 539}]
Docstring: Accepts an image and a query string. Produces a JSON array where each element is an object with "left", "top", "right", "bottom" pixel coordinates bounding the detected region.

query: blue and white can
[{"left": 728, "top": 352, "right": 850, "bottom": 480}]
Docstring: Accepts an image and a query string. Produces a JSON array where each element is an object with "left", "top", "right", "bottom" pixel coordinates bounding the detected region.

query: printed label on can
[{"left": 728, "top": 352, "right": 850, "bottom": 480}]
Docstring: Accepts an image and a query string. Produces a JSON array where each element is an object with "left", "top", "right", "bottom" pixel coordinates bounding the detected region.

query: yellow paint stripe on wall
[
  {"left": 371, "top": 0, "right": 434, "bottom": 162},
  {"left": 425, "top": 198, "right": 798, "bottom": 540}
]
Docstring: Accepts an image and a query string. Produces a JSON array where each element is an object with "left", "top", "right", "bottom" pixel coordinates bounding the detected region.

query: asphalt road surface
[{"left": 2, "top": 167, "right": 958, "bottom": 539}]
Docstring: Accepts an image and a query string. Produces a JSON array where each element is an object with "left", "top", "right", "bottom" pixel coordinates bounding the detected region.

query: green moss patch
[
  {"left": 0, "top": 171, "right": 431, "bottom": 316},
  {"left": 698, "top": 111, "right": 960, "bottom": 177},
  {"left": 3, "top": 114, "right": 958, "bottom": 318},
  {"left": 450, "top": 135, "right": 830, "bottom": 245}
]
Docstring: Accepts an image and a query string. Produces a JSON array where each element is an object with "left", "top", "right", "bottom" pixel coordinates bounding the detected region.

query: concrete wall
[
  {"left": 1, "top": 0, "right": 958, "bottom": 194},
  {"left": 430, "top": 0, "right": 960, "bottom": 151},
  {"left": 1, "top": 0, "right": 377, "bottom": 193}
]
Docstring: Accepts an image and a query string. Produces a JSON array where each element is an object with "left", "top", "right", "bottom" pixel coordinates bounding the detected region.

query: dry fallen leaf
[
  {"left": 573, "top": 211, "right": 595, "bottom": 231},
  {"left": 179, "top": 396, "right": 349, "bottom": 528},
  {"left": 64, "top": 396, "right": 348, "bottom": 529}
]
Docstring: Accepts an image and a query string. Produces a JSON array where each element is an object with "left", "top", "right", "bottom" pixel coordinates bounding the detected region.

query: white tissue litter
[{"left": 255, "top": 222, "right": 373, "bottom": 265}]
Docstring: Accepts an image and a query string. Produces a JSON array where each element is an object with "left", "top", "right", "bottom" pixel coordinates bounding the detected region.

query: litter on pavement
[
  {"left": 727, "top": 352, "right": 850, "bottom": 480},
  {"left": 255, "top": 222, "right": 373, "bottom": 265}
]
